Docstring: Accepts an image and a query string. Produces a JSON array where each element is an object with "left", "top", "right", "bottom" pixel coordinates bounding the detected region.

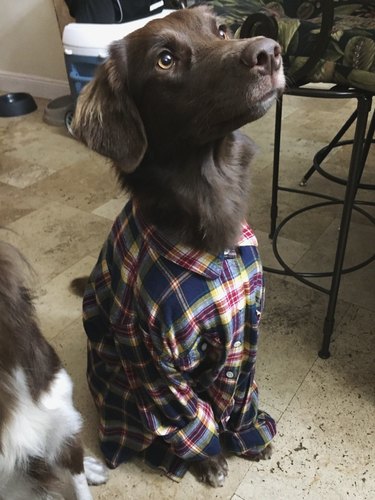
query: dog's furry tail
[{"left": 70, "top": 277, "right": 89, "bottom": 297}]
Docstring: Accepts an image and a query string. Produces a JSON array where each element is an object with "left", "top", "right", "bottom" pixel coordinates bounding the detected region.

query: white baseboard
[{"left": 0, "top": 70, "right": 70, "bottom": 100}]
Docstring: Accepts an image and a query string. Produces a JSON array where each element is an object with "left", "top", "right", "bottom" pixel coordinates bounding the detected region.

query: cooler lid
[{"left": 63, "top": 9, "right": 174, "bottom": 55}]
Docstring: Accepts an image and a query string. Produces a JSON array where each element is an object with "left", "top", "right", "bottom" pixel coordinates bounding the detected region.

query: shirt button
[
  {"left": 224, "top": 248, "right": 236, "bottom": 258},
  {"left": 226, "top": 371, "right": 234, "bottom": 379},
  {"left": 233, "top": 341, "right": 242, "bottom": 348},
  {"left": 201, "top": 342, "right": 208, "bottom": 351}
]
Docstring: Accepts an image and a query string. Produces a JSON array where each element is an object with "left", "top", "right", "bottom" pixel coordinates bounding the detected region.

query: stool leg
[
  {"left": 319, "top": 96, "right": 371, "bottom": 359},
  {"left": 359, "top": 106, "right": 374, "bottom": 178},
  {"left": 300, "top": 110, "right": 358, "bottom": 186},
  {"left": 270, "top": 96, "right": 283, "bottom": 239}
]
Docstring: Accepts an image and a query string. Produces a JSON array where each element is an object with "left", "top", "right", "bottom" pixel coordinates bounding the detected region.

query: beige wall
[{"left": 0, "top": 0, "right": 67, "bottom": 82}]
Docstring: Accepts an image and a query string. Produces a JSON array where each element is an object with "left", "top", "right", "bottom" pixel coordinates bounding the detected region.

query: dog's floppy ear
[{"left": 72, "top": 40, "right": 147, "bottom": 173}]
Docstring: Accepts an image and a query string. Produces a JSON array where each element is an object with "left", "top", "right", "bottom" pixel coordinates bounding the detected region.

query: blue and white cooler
[{"left": 62, "top": 2, "right": 173, "bottom": 101}]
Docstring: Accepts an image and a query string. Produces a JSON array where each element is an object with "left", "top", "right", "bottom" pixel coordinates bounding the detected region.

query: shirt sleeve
[
  {"left": 112, "top": 317, "right": 222, "bottom": 462},
  {"left": 83, "top": 229, "right": 133, "bottom": 339},
  {"left": 83, "top": 253, "right": 112, "bottom": 341}
]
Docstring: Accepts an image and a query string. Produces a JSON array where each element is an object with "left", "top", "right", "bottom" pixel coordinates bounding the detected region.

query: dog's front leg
[
  {"left": 69, "top": 456, "right": 109, "bottom": 500},
  {"left": 193, "top": 453, "right": 229, "bottom": 487},
  {"left": 60, "top": 437, "right": 108, "bottom": 500}
]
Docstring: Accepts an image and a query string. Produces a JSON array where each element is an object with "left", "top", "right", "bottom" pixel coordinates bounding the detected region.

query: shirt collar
[
  {"left": 238, "top": 222, "right": 258, "bottom": 247},
  {"left": 132, "top": 202, "right": 257, "bottom": 280}
]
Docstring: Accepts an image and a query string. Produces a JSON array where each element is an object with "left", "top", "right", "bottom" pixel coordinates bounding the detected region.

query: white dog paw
[{"left": 84, "top": 456, "right": 109, "bottom": 485}]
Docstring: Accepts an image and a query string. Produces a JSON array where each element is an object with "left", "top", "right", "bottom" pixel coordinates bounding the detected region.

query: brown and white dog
[{"left": 0, "top": 241, "right": 108, "bottom": 499}]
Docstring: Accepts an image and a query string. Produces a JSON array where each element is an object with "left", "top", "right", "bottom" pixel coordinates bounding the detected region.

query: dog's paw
[
  {"left": 259, "top": 443, "right": 273, "bottom": 460},
  {"left": 194, "top": 454, "right": 229, "bottom": 488},
  {"left": 84, "top": 456, "right": 109, "bottom": 485},
  {"left": 247, "top": 443, "right": 274, "bottom": 462}
]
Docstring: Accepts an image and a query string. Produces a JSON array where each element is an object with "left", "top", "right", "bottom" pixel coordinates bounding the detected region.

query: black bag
[{"left": 65, "top": 0, "right": 165, "bottom": 24}]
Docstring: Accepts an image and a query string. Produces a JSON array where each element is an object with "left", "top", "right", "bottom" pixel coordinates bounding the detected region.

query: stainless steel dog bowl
[
  {"left": 43, "top": 94, "right": 74, "bottom": 127},
  {"left": 0, "top": 92, "right": 37, "bottom": 117}
]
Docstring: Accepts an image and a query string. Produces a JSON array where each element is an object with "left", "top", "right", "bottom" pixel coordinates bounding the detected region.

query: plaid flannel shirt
[{"left": 83, "top": 200, "right": 276, "bottom": 481}]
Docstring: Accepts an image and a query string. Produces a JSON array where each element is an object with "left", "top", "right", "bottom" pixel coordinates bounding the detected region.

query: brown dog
[{"left": 72, "top": 6, "right": 284, "bottom": 488}]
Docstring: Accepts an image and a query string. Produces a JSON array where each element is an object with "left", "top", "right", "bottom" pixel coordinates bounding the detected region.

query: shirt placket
[{"left": 216, "top": 249, "right": 247, "bottom": 423}]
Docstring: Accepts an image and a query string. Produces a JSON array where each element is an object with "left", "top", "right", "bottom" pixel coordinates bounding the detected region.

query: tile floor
[{"left": 0, "top": 90, "right": 374, "bottom": 499}]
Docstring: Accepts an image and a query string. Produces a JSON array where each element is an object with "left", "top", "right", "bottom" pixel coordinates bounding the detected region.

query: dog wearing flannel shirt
[{"left": 72, "top": 6, "right": 285, "bottom": 487}]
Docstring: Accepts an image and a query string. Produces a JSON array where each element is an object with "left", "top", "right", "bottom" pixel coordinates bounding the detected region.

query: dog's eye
[
  {"left": 218, "top": 25, "right": 228, "bottom": 39},
  {"left": 157, "top": 51, "right": 174, "bottom": 70}
]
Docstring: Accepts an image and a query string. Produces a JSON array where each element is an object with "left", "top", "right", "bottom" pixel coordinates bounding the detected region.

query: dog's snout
[{"left": 241, "top": 38, "right": 281, "bottom": 74}]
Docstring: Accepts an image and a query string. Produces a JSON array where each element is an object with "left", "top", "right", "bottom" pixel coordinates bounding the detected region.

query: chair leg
[
  {"left": 269, "top": 96, "right": 283, "bottom": 239},
  {"left": 319, "top": 95, "right": 371, "bottom": 359}
]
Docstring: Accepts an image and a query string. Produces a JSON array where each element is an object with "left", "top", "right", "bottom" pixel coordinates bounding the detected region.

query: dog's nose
[{"left": 241, "top": 38, "right": 281, "bottom": 74}]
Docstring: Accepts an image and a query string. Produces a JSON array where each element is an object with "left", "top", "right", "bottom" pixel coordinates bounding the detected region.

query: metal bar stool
[
  {"left": 266, "top": 86, "right": 374, "bottom": 358},
  {"left": 238, "top": 0, "right": 375, "bottom": 358}
]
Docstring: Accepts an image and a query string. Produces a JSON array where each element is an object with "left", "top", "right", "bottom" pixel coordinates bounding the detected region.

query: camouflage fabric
[{"left": 212, "top": 0, "right": 375, "bottom": 92}]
